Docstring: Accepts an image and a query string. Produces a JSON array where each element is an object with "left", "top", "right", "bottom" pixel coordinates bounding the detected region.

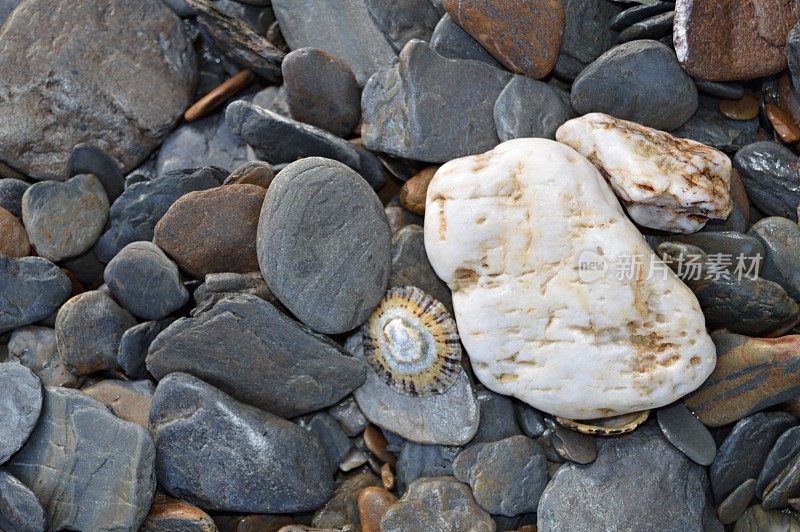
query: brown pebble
[
  {"left": 224, "top": 160, "right": 275, "bottom": 189},
  {"left": 380, "top": 462, "right": 395, "bottom": 491},
  {"left": 718, "top": 95, "right": 759, "bottom": 121},
  {"left": 81, "top": 379, "right": 153, "bottom": 428},
  {"left": 0, "top": 206, "right": 29, "bottom": 257},
  {"left": 357, "top": 487, "right": 398, "bottom": 532},
  {"left": 766, "top": 103, "right": 800, "bottom": 144},
  {"left": 400, "top": 166, "right": 438, "bottom": 216},
  {"left": 184, "top": 69, "right": 253, "bottom": 122},
  {"left": 140, "top": 492, "right": 216, "bottom": 531},
  {"left": 153, "top": 184, "right": 265, "bottom": 279},
  {"left": 363, "top": 425, "right": 396, "bottom": 466}
]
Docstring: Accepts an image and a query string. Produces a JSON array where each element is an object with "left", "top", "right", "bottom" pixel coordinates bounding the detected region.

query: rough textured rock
[
  {"left": 362, "top": 40, "right": 512, "bottom": 163},
  {"left": 95, "top": 166, "right": 226, "bottom": 262},
  {"left": 674, "top": 0, "right": 800, "bottom": 81},
  {"left": 538, "top": 425, "right": 718, "bottom": 531},
  {"left": 55, "top": 290, "right": 138, "bottom": 376},
  {"left": 147, "top": 294, "right": 366, "bottom": 418},
  {"left": 441, "top": 0, "right": 564, "bottom": 78},
  {"left": 709, "top": 412, "right": 796, "bottom": 503},
  {"left": 554, "top": 0, "right": 623, "bottom": 80},
  {"left": 282, "top": 48, "right": 361, "bottom": 138},
  {"left": 0, "top": 363, "right": 43, "bottom": 464},
  {"left": 8, "top": 326, "right": 79, "bottom": 387},
  {"left": 0, "top": 256, "right": 71, "bottom": 334},
  {"left": 272, "top": 0, "right": 397, "bottom": 85},
  {"left": 21, "top": 174, "right": 109, "bottom": 261},
  {"left": 0, "top": 178, "right": 28, "bottom": 218},
  {"left": 556, "top": 113, "right": 732, "bottom": 233},
  {"left": 494, "top": 76, "right": 574, "bottom": 141},
  {"left": 140, "top": 492, "right": 217, "bottom": 532},
  {"left": 0, "top": 206, "right": 29, "bottom": 258},
  {"left": 571, "top": 40, "right": 698, "bottom": 131},
  {"left": 424, "top": 138, "right": 716, "bottom": 419},
  {"left": 156, "top": 113, "right": 249, "bottom": 175},
  {"left": 257, "top": 157, "right": 391, "bottom": 334},
  {"left": 82, "top": 379, "right": 154, "bottom": 428},
  {"left": 684, "top": 332, "right": 800, "bottom": 427},
  {"left": 150, "top": 373, "right": 334, "bottom": 512},
  {"left": 0, "top": 0, "right": 196, "bottom": 180},
  {"left": 381, "top": 477, "right": 494, "bottom": 532},
  {"left": 429, "top": 13, "right": 503, "bottom": 68},
  {"left": 225, "top": 100, "right": 385, "bottom": 189},
  {"left": 104, "top": 241, "right": 188, "bottom": 320},
  {"left": 734, "top": 141, "right": 800, "bottom": 221},
  {"left": 6, "top": 387, "right": 156, "bottom": 532},
  {"left": 0, "top": 468, "right": 45, "bottom": 532},
  {"left": 452, "top": 435, "right": 548, "bottom": 516}
]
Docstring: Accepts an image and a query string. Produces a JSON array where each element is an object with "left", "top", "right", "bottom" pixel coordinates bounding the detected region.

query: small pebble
[
  {"left": 694, "top": 80, "right": 745, "bottom": 100},
  {"left": 472, "top": 390, "right": 522, "bottom": 444},
  {"left": 615, "top": 11, "right": 674, "bottom": 43},
  {"left": 0, "top": 177, "right": 29, "bottom": 218},
  {"left": 765, "top": 103, "right": 800, "bottom": 144},
  {"left": 429, "top": 13, "right": 502, "bottom": 68},
  {"left": 395, "top": 442, "right": 462, "bottom": 495},
  {"left": 0, "top": 205, "right": 29, "bottom": 257},
  {"left": 610, "top": 1, "right": 673, "bottom": 31},
  {"left": 717, "top": 478, "right": 756, "bottom": 525},
  {"left": 339, "top": 448, "right": 370, "bottom": 472},
  {"left": 329, "top": 396, "right": 369, "bottom": 437},
  {"left": 399, "top": 166, "right": 437, "bottom": 216},
  {"left": 357, "top": 487, "right": 398, "bottom": 532},
  {"left": 224, "top": 160, "right": 275, "bottom": 188},
  {"left": 312, "top": 471, "right": 380, "bottom": 530},
  {"left": 545, "top": 419, "right": 597, "bottom": 465},
  {"left": 67, "top": 143, "right": 125, "bottom": 202},
  {"left": 140, "top": 492, "right": 217, "bottom": 532},
  {"left": 718, "top": 95, "right": 760, "bottom": 121},
  {"left": 0, "top": 256, "right": 71, "bottom": 334},
  {"left": 364, "top": 426, "right": 397, "bottom": 466},
  {"left": 82, "top": 379, "right": 154, "bottom": 428},
  {"left": 757, "top": 426, "right": 800, "bottom": 498},
  {"left": 657, "top": 401, "right": 717, "bottom": 466},
  {"left": 117, "top": 319, "right": 173, "bottom": 380},
  {"left": 381, "top": 463, "right": 395, "bottom": 491}
]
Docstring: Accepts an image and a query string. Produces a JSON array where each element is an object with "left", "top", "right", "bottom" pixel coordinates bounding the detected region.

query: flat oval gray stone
[
  {"left": 55, "top": 290, "right": 138, "bottom": 376},
  {"left": 748, "top": 217, "right": 800, "bottom": 301},
  {"left": 6, "top": 387, "right": 156, "bottom": 531},
  {"left": 0, "top": 363, "right": 43, "bottom": 464},
  {"left": 21, "top": 174, "right": 109, "bottom": 262},
  {"left": 453, "top": 435, "right": 548, "bottom": 517},
  {"left": 150, "top": 372, "right": 334, "bottom": 513},
  {"left": 571, "top": 39, "right": 698, "bottom": 131},
  {"left": 717, "top": 478, "right": 756, "bottom": 525},
  {"left": 0, "top": 0, "right": 196, "bottom": 181},
  {"left": 0, "top": 256, "right": 72, "bottom": 334},
  {"left": 494, "top": 76, "right": 574, "bottom": 141},
  {"left": 658, "top": 401, "right": 717, "bottom": 466},
  {"left": 733, "top": 141, "right": 800, "bottom": 221},
  {"left": 757, "top": 426, "right": 800, "bottom": 498},
  {"left": 104, "top": 241, "right": 188, "bottom": 320},
  {"left": 8, "top": 326, "right": 79, "bottom": 387},
  {"left": 146, "top": 294, "right": 366, "bottom": 418},
  {"left": 257, "top": 157, "right": 391, "bottom": 334},
  {"left": 0, "top": 468, "right": 45, "bottom": 532}
]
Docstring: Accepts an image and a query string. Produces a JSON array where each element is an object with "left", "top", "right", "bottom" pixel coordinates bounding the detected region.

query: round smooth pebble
[
  {"left": 154, "top": 184, "right": 265, "bottom": 279},
  {"left": 718, "top": 95, "right": 759, "bottom": 121},
  {"left": 0, "top": 363, "right": 43, "bottom": 464},
  {"left": 358, "top": 486, "right": 398, "bottom": 532},
  {"left": 257, "top": 157, "right": 391, "bottom": 334},
  {"left": 657, "top": 402, "right": 717, "bottom": 466},
  {"left": 223, "top": 160, "right": 275, "bottom": 188},
  {"left": 282, "top": 47, "right": 361, "bottom": 138},
  {"left": 0, "top": 468, "right": 46, "bottom": 532},
  {"left": 717, "top": 478, "right": 756, "bottom": 525},
  {"left": 0, "top": 178, "right": 29, "bottom": 218},
  {"left": 0, "top": 206, "right": 29, "bottom": 257},
  {"left": 21, "top": 174, "right": 109, "bottom": 262},
  {"left": 400, "top": 167, "right": 437, "bottom": 216},
  {"left": 104, "top": 241, "right": 188, "bottom": 320}
]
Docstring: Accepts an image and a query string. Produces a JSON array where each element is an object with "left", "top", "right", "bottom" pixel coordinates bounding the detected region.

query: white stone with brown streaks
[
  {"left": 423, "top": 138, "right": 716, "bottom": 420},
  {"left": 556, "top": 113, "right": 733, "bottom": 234}
]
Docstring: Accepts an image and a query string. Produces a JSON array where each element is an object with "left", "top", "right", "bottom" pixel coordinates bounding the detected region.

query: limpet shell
[
  {"left": 556, "top": 410, "right": 651, "bottom": 436},
  {"left": 361, "top": 286, "right": 461, "bottom": 397}
]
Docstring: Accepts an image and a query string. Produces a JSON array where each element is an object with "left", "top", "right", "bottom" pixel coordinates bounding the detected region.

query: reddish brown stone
[
  {"left": 718, "top": 94, "right": 760, "bottom": 120},
  {"left": 674, "top": 0, "right": 800, "bottom": 81},
  {"left": 154, "top": 184, "right": 265, "bottom": 279},
  {"left": 0, "top": 206, "right": 29, "bottom": 257},
  {"left": 357, "top": 487, "right": 398, "bottom": 532},
  {"left": 224, "top": 160, "right": 275, "bottom": 189},
  {"left": 766, "top": 102, "right": 800, "bottom": 143},
  {"left": 363, "top": 425, "right": 396, "bottom": 465},
  {"left": 141, "top": 492, "right": 216, "bottom": 531},
  {"left": 399, "top": 166, "right": 437, "bottom": 216},
  {"left": 441, "top": 0, "right": 565, "bottom": 79}
]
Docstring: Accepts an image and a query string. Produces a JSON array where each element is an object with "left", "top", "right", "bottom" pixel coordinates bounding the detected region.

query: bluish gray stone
[
  {"left": 757, "top": 426, "right": 800, "bottom": 498},
  {"left": 615, "top": 11, "right": 674, "bottom": 43},
  {"left": 762, "top": 452, "right": 800, "bottom": 510},
  {"left": 0, "top": 178, "right": 29, "bottom": 218},
  {"left": 68, "top": 143, "right": 125, "bottom": 202},
  {"left": 472, "top": 390, "right": 521, "bottom": 444},
  {"left": 0, "top": 363, "right": 42, "bottom": 464},
  {"left": 429, "top": 13, "right": 502, "bottom": 68},
  {"left": 0, "top": 256, "right": 71, "bottom": 334},
  {"left": 104, "top": 241, "right": 188, "bottom": 320},
  {"left": 748, "top": 217, "right": 800, "bottom": 301},
  {"left": 117, "top": 319, "right": 173, "bottom": 380},
  {"left": 554, "top": 0, "right": 623, "bottom": 80},
  {"left": 150, "top": 372, "right": 333, "bottom": 512},
  {"left": 306, "top": 413, "right": 352, "bottom": 473},
  {"left": 672, "top": 96, "right": 759, "bottom": 153},
  {"left": 365, "top": 0, "right": 440, "bottom": 52},
  {"left": 788, "top": 22, "right": 800, "bottom": 93},
  {"left": 389, "top": 224, "right": 452, "bottom": 314},
  {"left": 156, "top": 113, "right": 249, "bottom": 176},
  {"left": 515, "top": 402, "right": 545, "bottom": 438},
  {"left": 494, "top": 76, "right": 574, "bottom": 141},
  {"left": 657, "top": 401, "right": 717, "bottom": 466},
  {"left": 610, "top": 1, "right": 672, "bottom": 31},
  {"left": 396, "top": 442, "right": 462, "bottom": 495},
  {"left": 0, "top": 468, "right": 45, "bottom": 532},
  {"left": 734, "top": 141, "right": 800, "bottom": 222}
]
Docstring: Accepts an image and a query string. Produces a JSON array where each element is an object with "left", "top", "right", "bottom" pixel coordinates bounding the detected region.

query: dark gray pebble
[
  {"left": 610, "top": 1, "right": 673, "bottom": 31},
  {"left": 0, "top": 468, "right": 45, "bottom": 532},
  {"left": 389, "top": 224, "right": 452, "bottom": 314},
  {"left": 68, "top": 143, "right": 125, "bottom": 202},
  {"left": 734, "top": 504, "right": 800, "bottom": 531},
  {"left": 306, "top": 412, "right": 352, "bottom": 473},
  {"left": 544, "top": 418, "right": 597, "bottom": 465},
  {"left": 733, "top": 141, "right": 800, "bottom": 221},
  {"left": 748, "top": 217, "right": 800, "bottom": 301},
  {"left": 515, "top": 402, "right": 546, "bottom": 439},
  {"left": 757, "top": 426, "right": 800, "bottom": 498},
  {"left": 554, "top": 0, "right": 623, "bottom": 80},
  {"left": 615, "top": 11, "right": 674, "bottom": 43},
  {"left": 472, "top": 390, "right": 522, "bottom": 444},
  {"left": 788, "top": 22, "right": 800, "bottom": 92},
  {"left": 717, "top": 478, "right": 756, "bottom": 525},
  {"left": 673, "top": 96, "right": 758, "bottom": 153},
  {"left": 762, "top": 452, "right": 800, "bottom": 510},
  {"left": 0, "top": 178, "right": 29, "bottom": 218},
  {"left": 117, "top": 318, "right": 174, "bottom": 380},
  {"left": 657, "top": 401, "right": 717, "bottom": 466},
  {"left": 0, "top": 256, "right": 71, "bottom": 334},
  {"left": 694, "top": 80, "right": 745, "bottom": 100},
  {"left": 0, "top": 363, "right": 43, "bottom": 464},
  {"left": 429, "top": 13, "right": 502, "bottom": 68},
  {"left": 396, "top": 442, "right": 461, "bottom": 495},
  {"left": 493, "top": 76, "right": 574, "bottom": 141},
  {"left": 365, "top": 0, "right": 441, "bottom": 52}
]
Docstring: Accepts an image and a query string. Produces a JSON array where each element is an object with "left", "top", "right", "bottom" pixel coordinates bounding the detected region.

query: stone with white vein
[
  {"left": 556, "top": 113, "right": 732, "bottom": 234},
  {"left": 423, "top": 138, "right": 716, "bottom": 420}
]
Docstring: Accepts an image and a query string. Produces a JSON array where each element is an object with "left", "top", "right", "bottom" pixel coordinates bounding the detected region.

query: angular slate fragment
[
  {"left": 147, "top": 294, "right": 367, "bottom": 418},
  {"left": 0, "top": 256, "right": 71, "bottom": 334},
  {"left": 757, "top": 426, "right": 800, "bottom": 498},
  {"left": 150, "top": 373, "right": 333, "bottom": 512},
  {"left": 365, "top": 0, "right": 441, "bottom": 52},
  {"left": 118, "top": 319, "right": 174, "bottom": 380}
]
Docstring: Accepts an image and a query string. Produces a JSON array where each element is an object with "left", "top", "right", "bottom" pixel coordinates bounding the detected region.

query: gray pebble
[
  {"left": 365, "top": 0, "right": 441, "bottom": 52},
  {"left": 610, "top": 1, "right": 673, "bottom": 30},
  {"left": 306, "top": 413, "right": 352, "bottom": 473},
  {"left": 61, "top": 248, "right": 106, "bottom": 287},
  {"left": 0, "top": 256, "right": 72, "bottom": 334},
  {"left": 0, "top": 363, "right": 42, "bottom": 464},
  {"left": 694, "top": 80, "right": 745, "bottom": 100},
  {"left": 257, "top": 157, "right": 391, "bottom": 334},
  {"left": 22, "top": 174, "right": 109, "bottom": 262},
  {"left": 396, "top": 442, "right": 461, "bottom": 495},
  {"left": 389, "top": 224, "right": 452, "bottom": 314},
  {"left": 615, "top": 11, "right": 674, "bottom": 43},
  {"left": 515, "top": 402, "right": 546, "bottom": 438},
  {"left": 104, "top": 241, "right": 188, "bottom": 320},
  {"left": 762, "top": 452, "right": 800, "bottom": 510},
  {"left": 571, "top": 39, "right": 697, "bottom": 131},
  {"left": 117, "top": 318, "right": 174, "bottom": 380},
  {"left": 0, "top": 178, "right": 29, "bottom": 218},
  {"left": 788, "top": 22, "right": 800, "bottom": 92},
  {"left": 156, "top": 113, "right": 249, "bottom": 176},
  {"left": 67, "top": 143, "right": 125, "bottom": 202},
  {"left": 544, "top": 418, "right": 597, "bottom": 465},
  {"left": 312, "top": 471, "right": 380, "bottom": 529},
  {"left": 8, "top": 326, "right": 79, "bottom": 388},
  {"left": 554, "top": 0, "right": 623, "bottom": 80},
  {"left": 717, "top": 478, "right": 756, "bottom": 525},
  {"left": 471, "top": 390, "right": 522, "bottom": 444},
  {"left": 668, "top": 231, "right": 764, "bottom": 272},
  {"left": 494, "top": 76, "right": 574, "bottom": 141},
  {"left": 657, "top": 401, "right": 717, "bottom": 466},
  {"left": 453, "top": 435, "right": 548, "bottom": 516},
  {"left": 748, "top": 217, "right": 800, "bottom": 301},
  {"left": 0, "top": 468, "right": 45, "bottom": 532},
  {"left": 429, "top": 13, "right": 502, "bottom": 68},
  {"left": 673, "top": 96, "right": 759, "bottom": 153},
  {"left": 757, "top": 426, "right": 800, "bottom": 498},
  {"left": 329, "top": 396, "right": 369, "bottom": 437},
  {"left": 251, "top": 84, "right": 290, "bottom": 116},
  {"left": 733, "top": 141, "right": 800, "bottom": 222},
  {"left": 55, "top": 289, "right": 137, "bottom": 376},
  {"left": 150, "top": 372, "right": 333, "bottom": 512}
]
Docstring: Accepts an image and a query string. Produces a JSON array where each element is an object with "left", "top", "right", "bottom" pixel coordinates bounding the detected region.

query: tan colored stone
[
  {"left": 381, "top": 463, "right": 395, "bottom": 491},
  {"left": 719, "top": 95, "right": 760, "bottom": 121},
  {"left": 766, "top": 103, "right": 800, "bottom": 144},
  {"left": 441, "top": 0, "right": 565, "bottom": 79},
  {"left": 154, "top": 184, "right": 265, "bottom": 279},
  {"left": 224, "top": 161, "right": 275, "bottom": 189},
  {"left": 400, "top": 166, "right": 438, "bottom": 216},
  {"left": 141, "top": 492, "right": 217, "bottom": 531},
  {"left": 0, "top": 206, "right": 29, "bottom": 257},
  {"left": 358, "top": 487, "right": 398, "bottom": 532},
  {"left": 82, "top": 379, "right": 153, "bottom": 428},
  {"left": 363, "top": 425, "right": 396, "bottom": 465}
]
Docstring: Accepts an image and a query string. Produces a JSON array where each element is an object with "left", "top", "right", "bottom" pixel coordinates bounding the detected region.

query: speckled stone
[
  {"left": 224, "top": 160, "right": 274, "bottom": 188},
  {"left": 733, "top": 504, "right": 800, "bottom": 531}
]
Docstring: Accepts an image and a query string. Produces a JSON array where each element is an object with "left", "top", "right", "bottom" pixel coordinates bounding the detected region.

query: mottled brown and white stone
[
  {"left": 556, "top": 113, "right": 732, "bottom": 234},
  {"left": 423, "top": 138, "right": 716, "bottom": 419}
]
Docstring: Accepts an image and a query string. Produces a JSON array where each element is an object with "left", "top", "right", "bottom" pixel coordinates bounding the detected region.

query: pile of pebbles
[{"left": 2, "top": 0, "right": 800, "bottom": 530}]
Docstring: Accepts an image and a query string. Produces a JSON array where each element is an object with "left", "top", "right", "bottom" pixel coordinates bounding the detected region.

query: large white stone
[
  {"left": 423, "top": 138, "right": 716, "bottom": 420},
  {"left": 555, "top": 113, "right": 732, "bottom": 234}
]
